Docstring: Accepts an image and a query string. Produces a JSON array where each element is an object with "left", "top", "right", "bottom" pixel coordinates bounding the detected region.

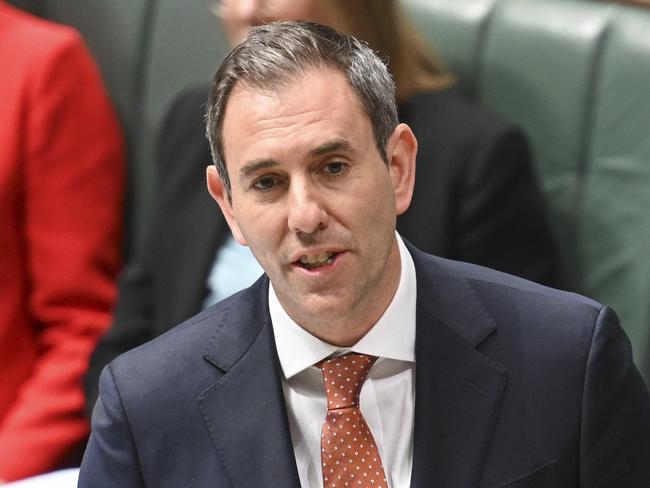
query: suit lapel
[
  {"left": 408, "top": 246, "right": 508, "bottom": 488},
  {"left": 197, "top": 278, "right": 301, "bottom": 488}
]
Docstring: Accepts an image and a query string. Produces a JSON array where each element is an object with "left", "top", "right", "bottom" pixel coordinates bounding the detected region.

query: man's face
[{"left": 208, "top": 69, "right": 416, "bottom": 344}]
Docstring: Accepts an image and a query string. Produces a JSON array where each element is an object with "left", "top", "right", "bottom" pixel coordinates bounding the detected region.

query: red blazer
[{"left": 0, "top": 2, "right": 124, "bottom": 481}]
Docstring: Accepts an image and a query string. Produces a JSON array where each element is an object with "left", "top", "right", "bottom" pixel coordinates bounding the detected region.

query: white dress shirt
[{"left": 269, "top": 234, "right": 417, "bottom": 488}]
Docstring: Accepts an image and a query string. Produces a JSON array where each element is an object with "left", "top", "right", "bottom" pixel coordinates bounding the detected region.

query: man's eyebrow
[
  {"left": 238, "top": 139, "right": 353, "bottom": 180},
  {"left": 239, "top": 159, "right": 278, "bottom": 179},
  {"left": 310, "top": 138, "right": 354, "bottom": 156}
]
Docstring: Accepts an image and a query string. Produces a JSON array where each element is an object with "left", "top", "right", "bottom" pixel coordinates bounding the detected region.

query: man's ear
[
  {"left": 386, "top": 123, "right": 417, "bottom": 215},
  {"left": 206, "top": 165, "right": 248, "bottom": 245}
]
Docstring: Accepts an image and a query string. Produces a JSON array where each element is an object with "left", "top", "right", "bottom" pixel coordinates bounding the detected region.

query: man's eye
[
  {"left": 252, "top": 176, "right": 276, "bottom": 190},
  {"left": 324, "top": 162, "right": 346, "bottom": 175}
]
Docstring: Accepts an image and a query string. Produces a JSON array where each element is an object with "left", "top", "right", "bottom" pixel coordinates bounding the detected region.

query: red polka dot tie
[{"left": 318, "top": 353, "right": 389, "bottom": 488}]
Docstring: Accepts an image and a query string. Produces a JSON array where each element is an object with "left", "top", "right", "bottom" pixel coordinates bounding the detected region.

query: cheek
[
  {"left": 339, "top": 174, "right": 395, "bottom": 235},
  {"left": 241, "top": 230, "right": 283, "bottom": 277},
  {"left": 359, "top": 170, "right": 396, "bottom": 209},
  {"left": 234, "top": 206, "right": 285, "bottom": 253}
]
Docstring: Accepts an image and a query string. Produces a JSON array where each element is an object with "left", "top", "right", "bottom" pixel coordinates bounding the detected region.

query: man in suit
[{"left": 80, "top": 21, "right": 649, "bottom": 487}]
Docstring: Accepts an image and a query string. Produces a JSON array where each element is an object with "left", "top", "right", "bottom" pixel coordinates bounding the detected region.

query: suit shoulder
[
  {"left": 414, "top": 250, "right": 607, "bottom": 385},
  {"left": 450, "top": 255, "right": 598, "bottom": 309},
  {"left": 108, "top": 280, "right": 265, "bottom": 388},
  {"left": 110, "top": 301, "right": 226, "bottom": 380},
  {"left": 416, "top": 248, "right": 603, "bottom": 330}
]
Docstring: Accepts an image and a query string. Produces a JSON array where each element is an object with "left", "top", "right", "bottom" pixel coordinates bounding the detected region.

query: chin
[{"left": 291, "top": 292, "right": 352, "bottom": 323}]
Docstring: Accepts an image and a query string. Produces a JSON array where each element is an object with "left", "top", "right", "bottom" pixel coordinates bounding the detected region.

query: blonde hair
[{"left": 315, "top": 0, "right": 454, "bottom": 102}]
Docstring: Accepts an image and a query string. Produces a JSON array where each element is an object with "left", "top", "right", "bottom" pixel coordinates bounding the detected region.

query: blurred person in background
[
  {"left": 0, "top": 1, "right": 124, "bottom": 482},
  {"left": 85, "top": 0, "right": 559, "bottom": 410}
]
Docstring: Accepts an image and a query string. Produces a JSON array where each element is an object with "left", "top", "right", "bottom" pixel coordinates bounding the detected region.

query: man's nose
[{"left": 287, "top": 181, "right": 328, "bottom": 235}]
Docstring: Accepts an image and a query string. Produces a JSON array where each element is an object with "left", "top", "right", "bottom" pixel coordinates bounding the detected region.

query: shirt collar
[{"left": 269, "top": 233, "right": 417, "bottom": 380}]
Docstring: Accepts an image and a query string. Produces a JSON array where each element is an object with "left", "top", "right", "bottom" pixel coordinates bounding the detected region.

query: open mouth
[{"left": 297, "top": 252, "right": 338, "bottom": 270}]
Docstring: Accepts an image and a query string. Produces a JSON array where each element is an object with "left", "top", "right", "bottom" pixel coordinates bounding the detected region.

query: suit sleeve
[
  {"left": 579, "top": 306, "right": 650, "bottom": 487},
  {"left": 0, "top": 31, "right": 123, "bottom": 480},
  {"left": 456, "top": 125, "right": 560, "bottom": 287},
  {"left": 79, "top": 365, "right": 145, "bottom": 487}
]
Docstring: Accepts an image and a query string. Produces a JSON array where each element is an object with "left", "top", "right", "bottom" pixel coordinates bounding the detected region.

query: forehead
[{"left": 221, "top": 69, "right": 373, "bottom": 167}]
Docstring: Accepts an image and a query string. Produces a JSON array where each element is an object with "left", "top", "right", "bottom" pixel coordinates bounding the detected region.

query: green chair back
[{"left": 405, "top": 0, "right": 650, "bottom": 381}]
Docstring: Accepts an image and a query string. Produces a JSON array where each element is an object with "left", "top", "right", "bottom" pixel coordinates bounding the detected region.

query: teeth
[{"left": 299, "top": 252, "right": 335, "bottom": 268}]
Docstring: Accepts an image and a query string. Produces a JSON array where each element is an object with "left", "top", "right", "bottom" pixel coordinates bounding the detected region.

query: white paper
[{"left": 4, "top": 468, "right": 79, "bottom": 488}]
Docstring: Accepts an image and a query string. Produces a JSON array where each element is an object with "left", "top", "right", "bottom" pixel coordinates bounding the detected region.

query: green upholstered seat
[
  {"left": 404, "top": 0, "right": 650, "bottom": 381},
  {"left": 578, "top": 8, "right": 650, "bottom": 375},
  {"left": 405, "top": 0, "right": 498, "bottom": 97},
  {"left": 478, "top": 0, "right": 613, "bottom": 289}
]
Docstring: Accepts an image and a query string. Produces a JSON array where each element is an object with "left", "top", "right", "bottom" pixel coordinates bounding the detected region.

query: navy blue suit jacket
[{"left": 79, "top": 244, "right": 649, "bottom": 487}]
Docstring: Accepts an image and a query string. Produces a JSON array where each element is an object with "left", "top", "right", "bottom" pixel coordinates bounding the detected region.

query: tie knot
[{"left": 319, "top": 353, "right": 377, "bottom": 410}]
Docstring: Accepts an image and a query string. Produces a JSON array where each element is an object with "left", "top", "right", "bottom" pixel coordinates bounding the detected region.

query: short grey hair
[{"left": 205, "top": 21, "right": 398, "bottom": 197}]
